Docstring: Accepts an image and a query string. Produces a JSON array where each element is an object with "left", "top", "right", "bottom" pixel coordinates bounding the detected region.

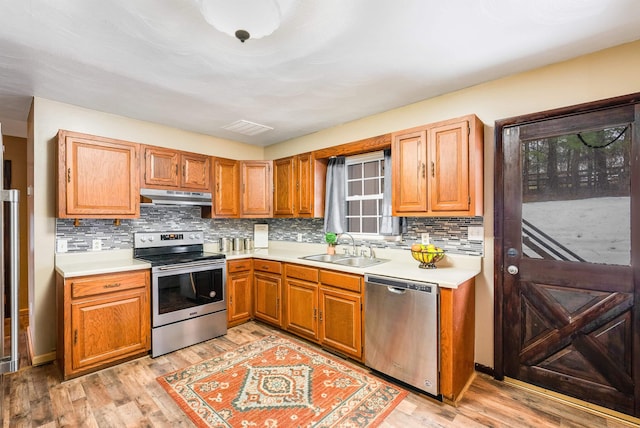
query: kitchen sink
[
  {"left": 331, "top": 257, "right": 388, "bottom": 268},
  {"left": 300, "top": 254, "right": 349, "bottom": 263},
  {"left": 300, "top": 254, "right": 388, "bottom": 268}
]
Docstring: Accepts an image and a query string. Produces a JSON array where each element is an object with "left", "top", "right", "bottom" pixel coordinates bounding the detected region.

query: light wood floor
[{"left": 3, "top": 321, "right": 636, "bottom": 427}]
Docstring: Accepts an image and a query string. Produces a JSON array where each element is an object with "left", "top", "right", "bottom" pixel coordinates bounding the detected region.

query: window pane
[
  {"left": 363, "top": 178, "right": 379, "bottom": 195},
  {"left": 521, "top": 126, "right": 630, "bottom": 266},
  {"left": 362, "top": 217, "right": 378, "bottom": 233},
  {"left": 362, "top": 199, "right": 377, "bottom": 215},
  {"left": 363, "top": 161, "right": 378, "bottom": 178},
  {"left": 347, "top": 200, "right": 360, "bottom": 215},
  {"left": 348, "top": 180, "right": 362, "bottom": 196},
  {"left": 348, "top": 164, "right": 362, "bottom": 179},
  {"left": 348, "top": 217, "right": 361, "bottom": 233}
]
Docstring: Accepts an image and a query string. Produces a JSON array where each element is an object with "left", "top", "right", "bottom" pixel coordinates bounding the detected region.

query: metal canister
[
  {"left": 244, "top": 238, "right": 254, "bottom": 251},
  {"left": 233, "top": 237, "right": 244, "bottom": 252},
  {"left": 219, "top": 237, "right": 231, "bottom": 252}
]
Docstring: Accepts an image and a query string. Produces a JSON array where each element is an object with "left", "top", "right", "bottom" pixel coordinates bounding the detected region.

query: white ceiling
[{"left": 0, "top": 0, "right": 639, "bottom": 146}]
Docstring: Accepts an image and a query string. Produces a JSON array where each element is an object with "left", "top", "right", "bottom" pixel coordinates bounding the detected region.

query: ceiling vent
[{"left": 222, "top": 119, "right": 274, "bottom": 136}]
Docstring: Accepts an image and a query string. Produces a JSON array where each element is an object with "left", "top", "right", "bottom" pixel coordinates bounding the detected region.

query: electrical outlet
[
  {"left": 421, "top": 233, "right": 430, "bottom": 245},
  {"left": 56, "top": 239, "right": 68, "bottom": 253},
  {"left": 92, "top": 239, "right": 102, "bottom": 251},
  {"left": 297, "top": 233, "right": 303, "bottom": 242},
  {"left": 468, "top": 226, "right": 484, "bottom": 242}
]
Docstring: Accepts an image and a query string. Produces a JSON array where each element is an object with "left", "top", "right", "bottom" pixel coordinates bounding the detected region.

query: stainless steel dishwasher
[{"left": 364, "top": 274, "right": 439, "bottom": 396}]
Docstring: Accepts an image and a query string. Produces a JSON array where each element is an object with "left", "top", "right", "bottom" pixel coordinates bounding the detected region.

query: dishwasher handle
[
  {"left": 387, "top": 287, "right": 406, "bottom": 295},
  {"left": 365, "top": 274, "right": 437, "bottom": 294}
]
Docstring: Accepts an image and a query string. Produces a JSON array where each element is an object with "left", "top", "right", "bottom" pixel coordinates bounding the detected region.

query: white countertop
[{"left": 55, "top": 242, "right": 481, "bottom": 288}]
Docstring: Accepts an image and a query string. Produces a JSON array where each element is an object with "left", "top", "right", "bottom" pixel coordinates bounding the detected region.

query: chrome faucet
[
  {"left": 362, "top": 244, "right": 375, "bottom": 259},
  {"left": 338, "top": 232, "right": 357, "bottom": 256}
]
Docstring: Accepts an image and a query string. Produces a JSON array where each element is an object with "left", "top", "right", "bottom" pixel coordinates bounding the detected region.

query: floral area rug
[{"left": 157, "top": 334, "right": 407, "bottom": 427}]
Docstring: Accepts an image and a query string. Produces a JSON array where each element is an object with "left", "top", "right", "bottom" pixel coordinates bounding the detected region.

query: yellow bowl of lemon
[{"left": 410, "top": 243, "right": 445, "bottom": 269}]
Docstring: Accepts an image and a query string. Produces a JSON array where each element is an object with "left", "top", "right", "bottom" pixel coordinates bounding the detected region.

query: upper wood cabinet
[
  {"left": 241, "top": 160, "right": 273, "bottom": 218},
  {"left": 141, "top": 146, "right": 210, "bottom": 192},
  {"left": 206, "top": 157, "right": 241, "bottom": 218},
  {"left": 273, "top": 153, "right": 326, "bottom": 218},
  {"left": 57, "top": 130, "right": 140, "bottom": 219},
  {"left": 392, "top": 114, "right": 483, "bottom": 216}
]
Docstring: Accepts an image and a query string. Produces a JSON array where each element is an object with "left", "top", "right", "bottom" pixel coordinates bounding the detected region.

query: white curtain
[
  {"left": 323, "top": 156, "right": 346, "bottom": 233},
  {"left": 380, "top": 149, "right": 405, "bottom": 235}
]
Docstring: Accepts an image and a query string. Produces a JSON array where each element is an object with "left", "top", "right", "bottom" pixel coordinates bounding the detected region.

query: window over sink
[{"left": 345, "top": 151, "right": 384, "bottom": 236}]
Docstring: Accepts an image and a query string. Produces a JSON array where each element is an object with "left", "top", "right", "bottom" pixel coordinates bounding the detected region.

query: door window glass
[{"left": 521, "top": 125, "right": 630, "bottom": 266}]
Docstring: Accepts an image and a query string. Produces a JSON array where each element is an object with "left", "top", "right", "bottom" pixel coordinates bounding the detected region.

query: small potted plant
[{"left": 325, "top": 232, "right": 338, "bottom": 255}]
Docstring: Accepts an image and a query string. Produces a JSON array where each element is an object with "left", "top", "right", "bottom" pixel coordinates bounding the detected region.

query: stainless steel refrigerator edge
[{"left": 0, "top": 123, "right": 21, "bottom": 425}]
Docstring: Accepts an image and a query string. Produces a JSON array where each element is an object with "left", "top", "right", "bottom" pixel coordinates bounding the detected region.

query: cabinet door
[
  {"left": 70, "top": 288, "right": 149, "bottom": 371},
  {"left": 253, "top": 272, "right": 282, "bottom": 326},
  {"left": 143, "top": 146, "right": 179, "bottom": 188},
  {"left": 391, "top": 128, "right": 428, "bottom": 214},
  {"left": 212, "top": 157, "right": 240, "bottom": 217},
  {"left": 285, "top": 278, "right": 319, "bottom": 341},
  {"left": 181, "top": 153, "right": 211, "bottom": 191},
  {"left": 296, "top": 153, "right": 314, "bottom": 216},
  {"left": 273, "top": 157, "right": 295, "bottom": 217},
  {"left": 228, "top": 271, "right": 253, "bottom": 326},
  {"left": 241, "top": 161, "right": 273, "bottom": 217},
  {"left": 59, "top": 131, "right": 139, "bottom": 218},
  {"left": 429, "top": 120, "right": 470, "bottom": 212},
  {"left": 319, "top": 286, "right": 362, "bottom": 360}
]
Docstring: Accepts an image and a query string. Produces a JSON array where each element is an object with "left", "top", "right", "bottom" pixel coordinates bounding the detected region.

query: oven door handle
[{"left": 156, "top": 260, "right": 225, "bottom": 271}]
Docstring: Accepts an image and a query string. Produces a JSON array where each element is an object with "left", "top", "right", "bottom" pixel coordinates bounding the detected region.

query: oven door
[{"left": 152, "top": 260, "right": 226, "bottom": 327}]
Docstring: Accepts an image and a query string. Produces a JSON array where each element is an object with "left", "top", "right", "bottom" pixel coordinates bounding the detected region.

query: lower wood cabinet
[
  {"left": 56, "top": 270, "right": 150, "bottom": 380},
  {"left": 440, "top": 278, "right": 476, "bottom": 403},
  {"left": 253, "top": 260, "right": 283, "bottom": 327},
  {"left": 284, "top": 264, "right": 363, "bottom": 361},
  {"left": 227, "top": 260, "right": 253, "bottom": 327}
]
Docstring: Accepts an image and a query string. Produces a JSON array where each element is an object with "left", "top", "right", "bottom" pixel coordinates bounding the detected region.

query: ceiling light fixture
[{"left": 199, "top": 0, "right": 295, "bottom": 43}]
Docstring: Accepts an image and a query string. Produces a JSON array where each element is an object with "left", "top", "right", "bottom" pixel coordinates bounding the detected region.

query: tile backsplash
[{"left": 56, "top": 205, "right": 484, "bottom": 255}]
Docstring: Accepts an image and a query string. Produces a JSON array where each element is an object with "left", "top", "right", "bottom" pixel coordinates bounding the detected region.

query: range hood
[{"left": 140, "top": 188, "right": 212, "bottom": 206}]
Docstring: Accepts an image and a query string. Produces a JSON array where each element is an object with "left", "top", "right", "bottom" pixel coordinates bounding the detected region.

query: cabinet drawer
[
  {"left": 70, "top": 271, "right": 149, "bottom": 299},
  {"left": 286, "top": 264, "right": 319, "bottom": 282},
  {"left": 319, "top": 270, "right": 362, "bottom": 293},
  {"left": 228, "top": 259, "right": 252, "bottom": 273},
  {"left": 253, "top": 259, "right": 282, "bottom": 274}
]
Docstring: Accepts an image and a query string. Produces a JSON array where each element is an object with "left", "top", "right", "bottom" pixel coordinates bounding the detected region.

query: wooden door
[
  {"left": 319, "top": 286, "right": 362, "bottom": 359},
  {"left": 253, "top": 272, "right": 281, "bottom": 327},
  {"left": 241, "top": 160, "right": 273, "bottom": 217},
  {"left": 285, "top": 278, "right": 318, "bottom": 341},
  {"left": 143, "top": 146, "right": 179, "bottom": 188},
  {"left": 429, "top": 120, "right": 469, "bottom": 212},
  {"left": 296, "top": 153, "right": 314, "bottom": 216},
  {"left": 212, "top": 157, "right": 240, "bottom": 217},
  {"left": 496, "top": 101, "right": 640, "bottom": 417},
  {"left": 59, "top": 131, "right": 139, "bottom": 218},
  {"left": 71, "top": 288, "right": 149, "bottom": 371},
  {"left": 391, "top": 127, "right": 427, "bottom": 214},
  {"left": 180, "top": 153, "right": 210, "bottom": 191},
  {"left": 227, "top": 271, "right": 252, "bottom": 326},
  {"left": 273, "top": 157, "right": 295, "bottom": 216}
]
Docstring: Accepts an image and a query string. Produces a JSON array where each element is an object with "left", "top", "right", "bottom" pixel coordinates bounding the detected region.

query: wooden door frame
[{"left": 493, "top": 92, "right": 640, "bottom": 390}]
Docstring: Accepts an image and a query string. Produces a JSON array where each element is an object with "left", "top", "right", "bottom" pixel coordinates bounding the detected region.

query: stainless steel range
[{"left": 134, "top": 231, "right": 226, "bottom": 357}]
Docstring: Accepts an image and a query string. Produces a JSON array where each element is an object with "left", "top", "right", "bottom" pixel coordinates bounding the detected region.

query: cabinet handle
[
  {"left": 313, "top": 308, "right": 317, "bottom": 320},
  {"left": 74, "top": 330, "right": 78, "bottom": 345},
  {"left": 262, "top": 265, "right": 269, "bottom": 270},
  {"left": 319, "top": 310, "right": 323, "bottom": 322},
  {"left": 431, "top": 162, "right": 435, "bottom": 177},
  {"left": 217, "top": 182, "right": 220, "bottom": 192},
  {"left": 421, "top": 163, "right": 425, "bottom": 178},
  {"left": 67, "top": 168, "right": 71, "bottom": 183},
  {"left": 229, "top": 296, "right": 233, "bottom": 305},
  {"left": 175, "top": 164, "right": 179, "bottom": 177},
  {"left": 103, "top": 283, "right": 121, "bottom": 289}
]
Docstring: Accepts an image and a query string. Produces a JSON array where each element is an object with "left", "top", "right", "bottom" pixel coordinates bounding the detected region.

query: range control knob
[
  {"left": 148, "top": 236, "right": 154, "bottom": 242},
  {"left": 139, "top": 237, "right": 146, "bottom": 242},
  {"left": 189, "top": 234, "right": 195, "bottom": 240}
]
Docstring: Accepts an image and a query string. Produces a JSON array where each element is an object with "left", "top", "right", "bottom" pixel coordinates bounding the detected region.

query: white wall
[
  {"left": 29, "top": 100, "right": 264, "bottom": 361},
  {"left": 265, "top": 39, "right": 640, "bottom": 368},
  {"left": 30, "top": 40, "right": 640, "bottom": 366}
]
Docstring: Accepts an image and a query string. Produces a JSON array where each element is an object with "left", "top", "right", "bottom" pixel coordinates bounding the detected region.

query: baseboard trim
[
  {"left": 505, "top": 377, "right": 640, "bottom": 426},
  {"left": 474, "top": 363, "right": 494, "bottom": 377}
]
